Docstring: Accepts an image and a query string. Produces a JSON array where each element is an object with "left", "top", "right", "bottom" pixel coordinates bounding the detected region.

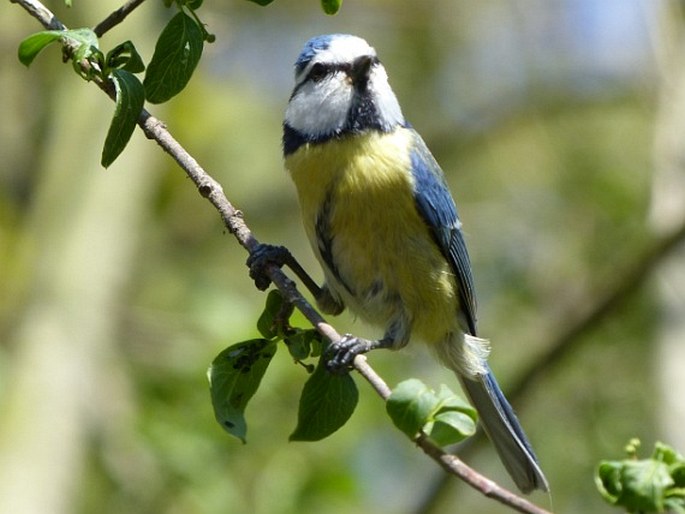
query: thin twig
[
  {"left": 93, "top": 0, "right": 148, "bottom": 37},
  {"left": 10, "top": 1, "right": 553, "bottom": 512}
]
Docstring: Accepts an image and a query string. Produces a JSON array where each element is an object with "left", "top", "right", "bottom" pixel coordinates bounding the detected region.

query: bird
[{"left": 277, "top": 33, "right": 548, "bottom": 493}]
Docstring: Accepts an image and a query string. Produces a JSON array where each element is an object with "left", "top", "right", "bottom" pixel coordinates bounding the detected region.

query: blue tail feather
[{"left": 459, "top": 365, "right": 549, "bottom": 493}]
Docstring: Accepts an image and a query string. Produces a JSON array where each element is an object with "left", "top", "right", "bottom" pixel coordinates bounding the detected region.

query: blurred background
[{"left": 2, "top": 0, "right": 685, "bottom": 513}]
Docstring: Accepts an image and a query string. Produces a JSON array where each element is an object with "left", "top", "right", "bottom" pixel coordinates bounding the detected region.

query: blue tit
[{"left": 282, "top": 34, "right": 548, "bottom": 493}]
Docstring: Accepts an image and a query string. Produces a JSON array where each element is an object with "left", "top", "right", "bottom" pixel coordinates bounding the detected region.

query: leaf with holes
[
  {"left": 106, "top": 40, "right": 145, "bottom": 73},
  {"left": 208, "top": 339, "right": 277, "bottom": 443}
]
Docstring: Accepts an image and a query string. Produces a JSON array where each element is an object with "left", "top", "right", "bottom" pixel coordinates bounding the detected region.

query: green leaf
[
  {"left": 246, "top": 0, "right": 275, "bottom": 5},
  {"left": 208, "top": 339, "right": 278, "bottom": 443},
  {"left": 290, "top": 359, "right": 358, "bottom": 441},
  {"left": 387, "top": 380, "right": 476, "bottom": 444},
  {"left": 18, "top": 28, "right": 100, "bottom": 68},
  {"left": 596, "top": 461, "right": 625, "bottom": 505},
  {"left": 101, "top": 70, "right": 145, "bottom": 168},
  {"left": 321, "top": 0, "right": 342, "bottom": 14},
  {"left": 65, "top": 28, "right": 99, "bottom": 49},
  {"left": 596, "top": 440, "right": 685, "bottom": 513},
  {"left": 386, "top": 379, "right": 439, "bottom": 438},
  {"left": 18, "top": 31, "right": 63, "bottom": 66},
  {"left": 106, "top": 41, "right": 145, "bottom": 73},
  {"left": 426, "top": 410, "right": 476, "bottom": 447},
  {"left": 434, "top": 384, "right": 477, "bottom": 420},
  {"left": 143, "top": 11, "right": 204, "bottom": 104},
  {"left": 72, "top": 43, "right": 104, "bottom": 81},
  {"left": 672, "top": 463, "right": 685, "bottom": 489},
  {"left": 284, "top": 329, "right": 322, "bottom": 362},
  {"left": 186, "top": 0, "right": 204, "bottom": 8},
  {"left": 619, "top": 460, "right": 671, "bottom": 511},
  {"left": 257, "top": 289, "right": 284, "bottom": 339},
  {"left": 654, "top": 441, "right": 685, "bottom": 466},
  {"left": 427, "top": 385, "right": 477, "bottom": 444}
]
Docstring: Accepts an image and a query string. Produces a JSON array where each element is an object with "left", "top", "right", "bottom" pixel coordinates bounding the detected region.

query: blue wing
[{"left": 409, "top": 132, "right": 478, "bottom": 336}]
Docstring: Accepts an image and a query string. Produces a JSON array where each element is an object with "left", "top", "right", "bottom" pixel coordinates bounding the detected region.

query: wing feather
[{"left": 409, "top": 133, "right": 478, "bottom": 335}]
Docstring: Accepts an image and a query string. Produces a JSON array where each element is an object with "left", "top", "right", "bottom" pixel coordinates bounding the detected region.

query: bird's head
[{"left": 284, "top": 34, "right": 405, "bottom": 151}]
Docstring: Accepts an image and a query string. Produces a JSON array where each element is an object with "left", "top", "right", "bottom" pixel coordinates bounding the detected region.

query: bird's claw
[
  {"left": 247, "top": 244, "right": 291, "bottom": 291},
  {"left": 325, "top": 334, "right": 372, "bottom": 373}
]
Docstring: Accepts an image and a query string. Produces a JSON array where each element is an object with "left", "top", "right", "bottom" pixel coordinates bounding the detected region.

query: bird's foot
[
  {"left": 246, "top": 244, "right": 292, "bottom": 290},
  {"left": 325, "top": 334, "right": 392, "bottom": 373}
]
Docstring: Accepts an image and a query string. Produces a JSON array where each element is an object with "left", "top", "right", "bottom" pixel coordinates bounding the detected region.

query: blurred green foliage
[
  {"left": 0, "top": 1, "right": 671, "bottom": 514},
  {"left": 596, "top": 439, "right": 685, "bottom": 513}
]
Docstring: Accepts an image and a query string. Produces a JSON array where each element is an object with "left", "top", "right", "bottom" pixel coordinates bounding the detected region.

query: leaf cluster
[
  {"left": 387, "top": 379, "right": 477, "bottom": 446},
  {"left": 596, "top": 439, "right": 685, "bottom": 513},
  {"left": 208, "top": 290, "right": 358, "bottom": 443},
  {"left": 17, "top": 0, "right": 213, "bottom": 167},
  {"left": 208, "top": 290, "right": 478, "bottom": 449},
  {"left": 16, "top": 0, "right": 342, "bottom": 168}
]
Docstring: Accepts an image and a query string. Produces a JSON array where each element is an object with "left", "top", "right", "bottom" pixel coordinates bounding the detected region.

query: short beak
[{"left": 350, "top": 55, "right": 374, "bottom": 88}]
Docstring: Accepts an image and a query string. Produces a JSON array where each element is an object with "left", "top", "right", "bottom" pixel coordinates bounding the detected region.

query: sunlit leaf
[
  {"left": 387, "top": 380, "right": 476, "bottom": 445},
  {"left": 426, "top": 410, "right": 476, "bottom": 446},
  {"left": 65, "top": 27, "right": 99, "bottom": 49},
  {"left": 386, "top": 379, "right": 438, "bottom": 439},
  {"left": 17, "top": 31, "right": 63, "bottom": 67}
]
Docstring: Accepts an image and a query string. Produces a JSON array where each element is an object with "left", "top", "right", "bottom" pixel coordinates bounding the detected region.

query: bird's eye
[{"left": 308, "top": 63, "right": 328, "bottom": 82}]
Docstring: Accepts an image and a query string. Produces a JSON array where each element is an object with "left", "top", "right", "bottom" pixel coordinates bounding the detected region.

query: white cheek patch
[
  {"left": 285, "top": 35, "right": 405, "bottom": 138},
  {"left": 286, "top": 72, "right": 353, "bottom": 137},
  {"left": 368, "top": 66, "right": 404, "bottom": 129}
]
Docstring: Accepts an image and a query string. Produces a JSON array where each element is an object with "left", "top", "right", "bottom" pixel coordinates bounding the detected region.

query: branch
[
  {"left": 10, "top": 1, "right": 552, "bottom": 512},
  {"left": 510, "top": 217, "right": 685, "bottom": 400},
  {"left": 9, "top": 0, "right": 64, "bottom": 30},
  {"left": 93, "top": 0, "right": 148, "bottom": 37}
]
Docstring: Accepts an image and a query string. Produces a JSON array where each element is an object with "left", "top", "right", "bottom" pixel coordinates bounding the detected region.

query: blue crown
[{"left": 294, "top": 34, "right": 351, "bottom": 73}]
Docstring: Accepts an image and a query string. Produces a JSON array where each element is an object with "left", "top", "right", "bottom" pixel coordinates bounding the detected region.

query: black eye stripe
[
  {"left": 308, "top": 62, "right": 333, "bottom": 82},
  {"left": 306, "top": 56, "right": 380, "bottom": 83},
  {"left": 289, "top": 56, "right": 381, "bottom": 99},
  {"left": 307, "top": 62, "right": 347, "bottom": 82}
]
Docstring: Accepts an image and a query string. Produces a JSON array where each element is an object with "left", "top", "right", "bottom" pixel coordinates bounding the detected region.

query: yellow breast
[{"left": 285, "top": 128, "right": 459, "bottom": 343}]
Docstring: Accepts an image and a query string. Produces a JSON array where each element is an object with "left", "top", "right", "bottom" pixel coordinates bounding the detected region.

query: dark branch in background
[
  {"left": 511, "top": 218, "right": 685, "bottom": 400},
  {"left": 93, "top": 0, "right": 148, "bottom": 37},
  {"left": 9, "top": 1, "right": 554, "bottom": 512}
]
